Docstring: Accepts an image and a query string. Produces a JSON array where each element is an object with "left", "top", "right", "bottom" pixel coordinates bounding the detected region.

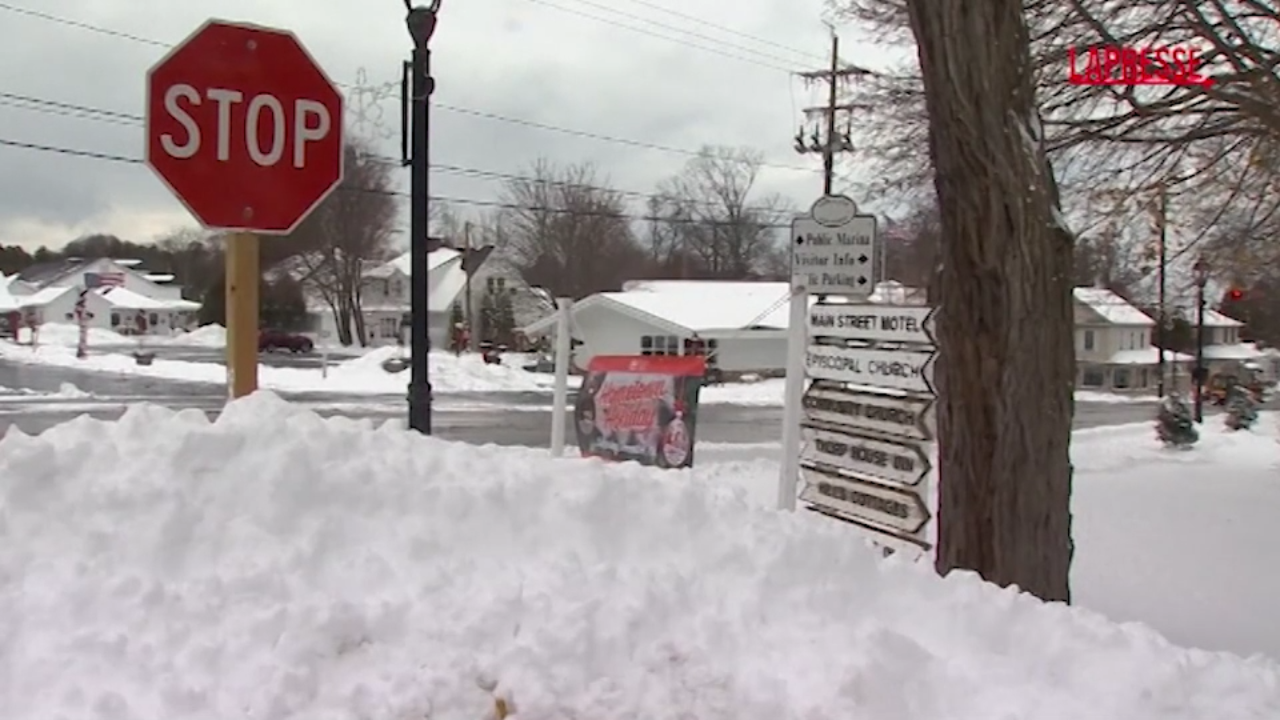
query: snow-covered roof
[
  {"left": 1073, "top": 287, "right": 1154, "bottom": 326},
  {"left": 20, "top": 285, "right": 76, "bottom": 307},
  {"left": 1201, "top": 309, "right": 1244, "bottom": 327},
  {"left": 95, "top": 287, "right": 200, "bottom": 311},
  {"left": 607, "top": 281, "right": 795, "bottom": 332},
  {"left": 97, "top": 287, "right": 170, "bottom": 310},
  {"left": 1202, "top": 343, "right": 1266, "bottom": 361},
  {"left": 366, "top": 248, "right": 461, "bottom": 279},
  {"left": 0, "top": 274, "right": 19, "bottom": 312},
  {"left": 1107, "top": 348, "right": 1193, "bottom": 365},
  {"left": 521, "top": 279, "right": 934, "bottom": 336}
]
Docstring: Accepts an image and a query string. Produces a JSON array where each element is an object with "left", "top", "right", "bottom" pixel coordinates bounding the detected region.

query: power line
[
  {"left": 0, "top": 1, "right": 821, "bottom": 175},
  {"left": 0, "top": 136, "right": 793, "bottom": 229},
  {"left": 613, "top": 0, "right": 827, "bottom": 64},
  {"left": 521, "top": 0, "right": 798, "bottom": 71},
  {"left": 0, "top": 91, "right": 790, "bottom": 212}
]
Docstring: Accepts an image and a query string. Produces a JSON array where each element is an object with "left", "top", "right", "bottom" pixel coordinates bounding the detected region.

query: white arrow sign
[
  {"left": 800, "top": 424, "right": 931, "bottom": 486},
  {"left": 791, "top": 216, "right": 877, "bottom": 296},
  {"left": 800, "top": 467, "right": 930, "bottom": 535},
  {"left": 809, "top": 304, "right": 936, "bottom": 345},
  {"left": 805, "top": 344, "right": 936, "bottom": 394},
  {"left": 802, "top": 384, "right": 935, "bottom": 440}
]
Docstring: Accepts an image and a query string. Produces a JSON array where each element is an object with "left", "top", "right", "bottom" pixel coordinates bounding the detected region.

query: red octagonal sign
[{"left": 145, "top": 19, "right": 344, "bottom": 235}]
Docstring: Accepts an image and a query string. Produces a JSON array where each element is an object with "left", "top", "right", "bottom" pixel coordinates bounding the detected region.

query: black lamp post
[
  {"left": 404, "top": 0, "right": 440, "bottom": 434},
  {"left": 1192, "top": 256, "right": 1209, "bottom": 423}
]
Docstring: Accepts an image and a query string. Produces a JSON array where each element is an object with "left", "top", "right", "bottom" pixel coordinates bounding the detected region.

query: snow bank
[
  {"left": 2, "top": 394, "right": 1278, "bottom": 719},
  {"left": 0, "top": 341, "right": 566, "bottom": 394},
  {"left": 164, "top": 323, "right": 227, "bottom": 347},
  {"left": 16, "top": 321, "right": 132, "bottom": 346}
]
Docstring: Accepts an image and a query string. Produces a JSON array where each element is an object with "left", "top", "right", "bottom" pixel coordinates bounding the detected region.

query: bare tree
[
  {"left": 288, "top": 138, "right": 400, "bottom": 345},
  {"left": 831, "top": 0, "right": 1280, "bottom": 246},
  {"left": 497, "top": 159, "right": 647, "bottom": 299},
  {"left": 907, "top": 0, "right": 1076, "bottom": 601},
  {"left": 653, "top": 146, "right": 792, "bottom": 279}
]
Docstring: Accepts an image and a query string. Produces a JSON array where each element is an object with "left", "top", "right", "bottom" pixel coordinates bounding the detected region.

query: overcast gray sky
[{"left": 0, "top": 0, "right": 893, "bottom": 250}]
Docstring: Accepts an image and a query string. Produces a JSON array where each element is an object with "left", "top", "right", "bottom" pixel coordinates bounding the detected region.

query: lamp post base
[{"left": 408, "top": 382, "right": 433, "bottom": 433}]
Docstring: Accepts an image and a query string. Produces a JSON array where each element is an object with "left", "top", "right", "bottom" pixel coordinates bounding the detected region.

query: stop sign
[{"left": 145, "top": 19, "right": 344, "bottom": 235}]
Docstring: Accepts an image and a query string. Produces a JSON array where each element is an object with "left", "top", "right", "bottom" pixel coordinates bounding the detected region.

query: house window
[
  {"left": 149, "top": 313, "right": 159, "bottom": 327},
  {"left": 683, "top": 338, "right": 719, "bottom": 367},
  {"left": 640, "top": 335, "right": 678, "bottom": 356},
  {"left": 1083, "top": 330, "right": 1094, "bottom": 351},
  {"left": 1139, "top": 369, "right": 1149, "bottom": 387},
  {"left": 1113, "top": 368, "right": 1131, "bottom": 389},
  {"left": 487, "top": 277, "right": 506, "bottom": 295},
  {"left": 380, "top": 317, "right": 400, "bottom": 338},
  {"left": 1081, "top": 366, "right": 1104, "bottom": 387},
  {"left": 110, "top": 313, "right": 120, "bottom": 327}
]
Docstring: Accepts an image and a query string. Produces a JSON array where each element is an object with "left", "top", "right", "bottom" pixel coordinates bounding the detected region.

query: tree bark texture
[{"left": 904, "top": 0, "right": 1076, "bottom": 602}]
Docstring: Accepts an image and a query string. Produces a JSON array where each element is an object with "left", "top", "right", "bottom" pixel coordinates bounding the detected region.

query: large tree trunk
[{"left": 905, "top": 0, "right": 1076, "bottom": 602}]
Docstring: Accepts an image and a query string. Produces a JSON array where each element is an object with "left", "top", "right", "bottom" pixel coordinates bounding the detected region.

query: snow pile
[
  {"left": 2, "top": 394, "right": 1279, "bottom": 719},
  {"left": 0, "top": 382, "right": 90, "bottom": 400},
  {"left": 339, "top": 347, "right": 564, "bottom": 392},
  {"left": 164, "top": 324, "right": 227, "bottom": 347},
  {"left": 16, "top": 322, "right": 133, "bottom": 346}
]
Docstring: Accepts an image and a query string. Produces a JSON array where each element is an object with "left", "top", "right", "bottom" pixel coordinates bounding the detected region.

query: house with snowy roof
[
  {"left": 1190, "top": 309, "right": 1277, "bottom": 383},
  {"left": 519, "top": 279, "right": 928, "bottom": 376},
  {"left": 7, "top": 257, "right": 200, "bottom": 336},
  {"left": 1073, "top": 287, "right": 1192, "bottom": 393}
]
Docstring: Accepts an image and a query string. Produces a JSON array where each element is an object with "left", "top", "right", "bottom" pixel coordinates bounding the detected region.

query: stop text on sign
[{"left": 158, "top": 84, "right": 333, "bottom": 168}]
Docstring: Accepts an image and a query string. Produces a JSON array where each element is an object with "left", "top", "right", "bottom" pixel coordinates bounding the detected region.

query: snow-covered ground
[
  {"left": 0, "top": 336, "right": 1156, "bottom": 405},
  {"left": 15, "top": 322, "right": 229, "bottom": 348},
  {"left": 1, "top": 395, "right": 1277, "bottom": 719},
  {"left": 0, "top": 341, "right": 569, "bottom": 394}
]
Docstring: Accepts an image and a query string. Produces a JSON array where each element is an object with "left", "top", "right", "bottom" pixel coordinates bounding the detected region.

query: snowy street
[{"left": 0, "top": 355, "right": 1227, "bottom": 443}]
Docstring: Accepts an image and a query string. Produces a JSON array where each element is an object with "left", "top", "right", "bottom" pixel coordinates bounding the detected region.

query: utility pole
[
  {"left": 794, "top": 30, "right": 866, "bottom": 195},
  {"left": 1155, "top": 184, "right": 1169, "bottom": 398},
  {"left": 403, "top": 0, "right": 441, "bottom": 434},
  {"left": 464, "top": 221, "right": 475, "bottom": 351}
]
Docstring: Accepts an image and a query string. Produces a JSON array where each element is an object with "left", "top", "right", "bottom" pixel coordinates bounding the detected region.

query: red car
[{"left": 259, "top": 329, "right": 314, "bottom": 354}]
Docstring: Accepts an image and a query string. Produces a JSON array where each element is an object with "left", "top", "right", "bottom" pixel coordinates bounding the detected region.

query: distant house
[
  {"left": 520, "top": 280, "right": 792, "bottom": 374},
  {"left": 1193, "top": 309, "right": 1274, "bottom": 382},
  {"left": 1073, "top": 287, "right": 1192, "bottom": 392},
  {"left": 298, "top": 248, "right": 469, "bottom": 348},
  {"left": 7, "top": 257, "right": 200, "bottom": 335},
  {"left": 462, "top": 254, "right": 554, "bottom": 344}
]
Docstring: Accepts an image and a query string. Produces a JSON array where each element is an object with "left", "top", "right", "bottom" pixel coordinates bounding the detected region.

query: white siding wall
[{"left": 710, "top": 334, "right": 786, "bottom": 373}]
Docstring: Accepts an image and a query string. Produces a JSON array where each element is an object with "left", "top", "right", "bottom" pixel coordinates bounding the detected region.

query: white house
[
  {"left": 307, "top": 247, "right": 468, "bottom": 349},
  {"left": 1073, "top": 286, "right": 1192, "bottom": 393},
  {"left": 7, "top": 257, "right": 200, "bottom": 335},
  {"left": 1194, "top": 309, "right": 1274, "bottom": 383},
  {"left": 520, "top": 280, "right": 796, "bottom": 375}
]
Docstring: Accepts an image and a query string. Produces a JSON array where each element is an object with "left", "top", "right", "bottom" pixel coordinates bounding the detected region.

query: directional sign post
[
  {"left": 800, "top": 424, "right": 931, "bottom": 487},
  {"left": 799, "top": 467, "right": 930, "bottom": 535},
  {"left": 145, "top": 19, "right": 344, "bottom": 399},
  {"left": 791, "top": 216, "right": 877, "bottom": 295},
  {"left": 802, "top": 383, "right": 935, "bottom": 441},
  {"left": 805, "top": 344, "right": 935, "bottom": 394},
  {"left": 809, "top": 304, "right": 936, "bottom": 345}
]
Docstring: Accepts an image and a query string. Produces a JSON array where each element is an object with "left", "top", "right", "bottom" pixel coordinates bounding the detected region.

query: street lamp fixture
[
  {"left": 404, "top": 0, "right": 441, "bottom": 434},
  {"left": 1192, "top": 256, "right": 1210, "bottom": 423}
]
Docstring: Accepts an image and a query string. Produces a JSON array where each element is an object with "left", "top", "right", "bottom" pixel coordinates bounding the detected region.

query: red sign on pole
[{"left": 144, "top": 19, "right": 345, "bottom": 234}]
